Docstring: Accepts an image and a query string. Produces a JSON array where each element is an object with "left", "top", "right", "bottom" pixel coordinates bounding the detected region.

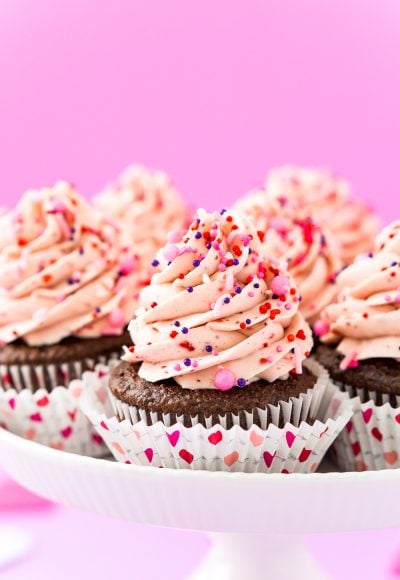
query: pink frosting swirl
[
  {"left": 234, "top": 191, "right": 342, "bottom": 323},
  {"left": 123, "top": 209, "right": 313, "bottom": 390},
  {"left": 94, "top": 164, "right": 189, "bottom": 261},
  {"left": 321, "top": 221, "right": 400, "bottom": 364},
  {"left": 0, "top": 182, "right": 144, "bottom": 346},
  {"left": 265, "top": 165, "right": 380, "bottom": 264}
]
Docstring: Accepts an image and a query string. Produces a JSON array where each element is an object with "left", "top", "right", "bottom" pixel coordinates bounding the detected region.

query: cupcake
[
  {"left": 234, "top": 192, "right": 342, "bottom": 323},
  {"left": 315, "top": 220, "right": 400, "bottom": 471},
  {"left": 264, "top": 165, "right": 380, "bottom": 264},
  {"left": 0, "top": 181, "right": 144, "bottom": 454},
  {"left": 80, "top": 209, "right": 352, "bottom": 473},
  {"left": 93, "top": 164, "right": 189, "bottom": 262}
]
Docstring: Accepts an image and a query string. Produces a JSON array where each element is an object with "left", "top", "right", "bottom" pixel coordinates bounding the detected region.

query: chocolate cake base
[
  {"left": 110, "top": 361, "right": 318, "bottom": 428},
  {"left": 315, "top": 344, "right": 400, "bottom": 406},
  {"left": 0, "top": 332, "right": 130, "bottom": 366},
  {"left": 0, "top": 332, "right": 130, "bottom": 392}
]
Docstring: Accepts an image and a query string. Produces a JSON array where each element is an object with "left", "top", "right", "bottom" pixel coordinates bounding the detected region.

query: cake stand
[{"left": 1, "top": 427, "right": 400, "bottom": 580}]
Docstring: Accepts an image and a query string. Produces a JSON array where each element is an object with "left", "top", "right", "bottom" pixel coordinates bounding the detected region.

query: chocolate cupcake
[
  {"left": 81, "top": 209, "right": 352, "bottom": 473},
  {"left": 315, "top": 220, "right": 400, "bottom": 471},
  {"left": 0, "top": 182, "right": 143, "bottom": 454}
]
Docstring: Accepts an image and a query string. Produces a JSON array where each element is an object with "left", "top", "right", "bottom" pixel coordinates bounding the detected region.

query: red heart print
[
  {"left": 166, "top": 431, "right": 180, "bottom": 447},
  {"left": 208, "top": 431, "right": 223, "bottom": 445},
  {"left": 285, "top": 431, "right": 295, "bottom": 448},
  {"left": 249, "top": 431, "right": 263, "bottom": 447},
  {"left": 224, "top": 451, "right": 239, "bottom": 467},
  {"left": 371, "top": 427, "right": 383, "bottom": 442},
  {"left": 8, "top": 398, "right": 15, "bottom": 410},
  {"left": 100, "top": 420, "right": 109, "bottom": 430},
  {"left": 298, "top": 448, "right": 312, "bottom": 463},
  {"left": 345, "top": 421, "right": 353, "bottom": 433},
  {"left": 91, "top": 433, "right": 103, "bottom": 445},
  {"left": 179, "top": 449, "right": 194, "bottom": 464},
  {"left": 263, "top": 451, "right": 276, "bottom": 468},
  {"left": 384, "top": 450, "right": 398, "bottom": 465},
  {"left": 395, "top": 414, "right": 400, "bottom": 424},
  {"left": 281, "top": 469, "right": 289, "bottom": 474},
  {"left": 60, "top": 426, "right": 73, "bottom": 439},
  {"left": 144, "top": 448, "right": 154, "bottom": 462},
  {"left": 36, "top": 396, "right": 49, "bottom": 407},
  {"left": 351, "top": 441, "right": 361, "bottom": 456},
  {"left": 362, "top": 408, "right": 373, "bottom": 424},
  {"left": 68, "top": 409, "right": 77, "bottom": 422},
  {"left": 112, "top": 441, "right": 126, "bottom": 455},
  {"left": 29, "top": 413, "right": 42, "bottom": 422}
]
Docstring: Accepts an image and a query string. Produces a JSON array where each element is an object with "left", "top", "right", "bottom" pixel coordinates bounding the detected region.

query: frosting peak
[
  {"left": 93, "top": 164, "right": 189, "bottom": 259},
  {"left": 123, "top": 209, "right": 313, "bottom": 390},
  {"left": 321, "top": 221, "right": 400, "bottom": 365},
  {"left": 0, "top": 182, "right": 142, "bottom": 346},
  {"left": 265, "top": 165, "right": 380, "bottom": 264},
  {"left": 234, "top": 191, "right": 342, "bottom": 323}
]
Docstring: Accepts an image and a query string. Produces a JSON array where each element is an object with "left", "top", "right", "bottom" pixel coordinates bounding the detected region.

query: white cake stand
[{"left": 1, "top": 427, "right": 400, "bottom": 580}]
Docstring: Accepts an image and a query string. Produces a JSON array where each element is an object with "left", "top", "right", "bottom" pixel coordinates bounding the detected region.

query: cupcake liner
[
  {"left": 0, "top": 356, "right": 120, "bottom": 457},
  {"left": 80, "top": 360, "right": 353, "bottom": 473},
  {"left": 330, "top": 381, "right": 400, "bottom": 472}
]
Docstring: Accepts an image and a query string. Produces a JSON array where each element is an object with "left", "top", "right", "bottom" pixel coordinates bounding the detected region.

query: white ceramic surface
[{"left": 1, "top": 427, "right": 400, "bottom": 579}]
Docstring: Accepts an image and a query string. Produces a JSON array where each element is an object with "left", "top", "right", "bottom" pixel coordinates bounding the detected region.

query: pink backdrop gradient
[{"left": 1, "top": 1, "right": 400, "bottom": 579}]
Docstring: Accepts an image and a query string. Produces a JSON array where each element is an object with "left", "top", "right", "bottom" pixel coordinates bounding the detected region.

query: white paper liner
[
  {"left": 0, "top": 356, "right": 119, "bottom": 457},
  {"left": 331, "top": 381, "right": 400, "bottom": 472},
  {"left": 80, "top": 360, "right": 353, "bottom": 473}
]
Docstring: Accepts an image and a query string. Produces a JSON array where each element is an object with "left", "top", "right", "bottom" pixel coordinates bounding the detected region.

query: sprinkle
[
  {"left": 296, "top": 329, "right": 306, "bottom": 340},
  {"left": 313, "top": 319, "right": 330, "bottom": 337},
  {"left": 235, "top": 287, "right": 242, "bottom": 294},
  {"left": 271, "top": 275, "right": 290, "bottom": 296},
  {"left": 174, "top": 321, "right": 181, "bottom": 327},
  {"left": 205, "top": 345, "right": 212, "bottom": 352},
  {"left": 173, "top": 364, "right": 181, "bottom": 371},
  {"left": 187, "top": 286, "right": 194, "bottom": 293},
  {"left": 194, "top": 231, "right": 202, "bottom": 239},
  {"left": 163, "top": 244, "right": 180, "bottom": 262},
  {"left": 254, "top": 283, "right": 260, "bottom": 289},
  {"left": 287, "top": 333, "right": 295, "bottom": 342},
  {"left": 170, "top": 331, "right": 178, "bottom": 338},
  {"left": 276, "top": 345, "right": 283, "bottom": 352},
  {"left": 223, "top": 297, "right": 230, "bottom": 304},
  {"left": 179, "top": 341, "right": 195, "bottom": 352},
  {"left": 193, "top": 259, "right": 201, "bottom": 267},
  {"left": 285, "top": 303, "right": 292, "bottom": 310},
  {"left": 181, "top": 327, "right": 189, "bottom": 334},
  {"left": 150, "top": 302, "right": 157, "bottom": 308},
  {"left": 237, "top": 378, "right": 247, "bottom": 387},
  {"left": 259, "top": 303, "right": 271, "bottom": 314},
  {"left": 183, "top": 358, "right": 191, "bottom": 366},
  {"left": 340, "top": 351, "right": 358, "bottom": 371},
  {"left": 214, "top": 368, "right": 236, "bottom": 391},
  {"left": 294, "top": 346, "right": 303, "bottom": 374},
  {"left": 245, "top": 318, "right": 251, "bottom": 325},
  {"left": 233, "top": 258, "right": 240, "bottom": 266},
  {"left": 151, "top": 259, "right": 159, "bottom": 267}
]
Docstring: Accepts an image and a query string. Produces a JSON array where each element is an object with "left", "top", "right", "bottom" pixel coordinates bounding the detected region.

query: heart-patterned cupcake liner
[
  {"left": 331, "top": 382, "right": 400, "bottom": 471},
  {"left": 0, "top": 356, "right": 120, "bottom": 457},
  {"left": 79, "top": 360, "right": 353, "bottom": 473}
]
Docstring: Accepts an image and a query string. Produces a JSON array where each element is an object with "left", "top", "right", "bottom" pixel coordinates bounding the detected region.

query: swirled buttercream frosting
[{"left": 123, "top": 209, "right": 313, "bottom": 390}]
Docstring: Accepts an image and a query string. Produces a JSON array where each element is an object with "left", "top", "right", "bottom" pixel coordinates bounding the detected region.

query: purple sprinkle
[
  {"left": 254, "top": 283, "right": 259, "bottom": 288},
  {"left": 193, "top": 259, "right": 201, "bottom": 267},
  {"left": 245, "top": 318, "right": 251, "bottom": 325},
  {"left": 205, "top": 345, "right": 212, "bottom": 352},
  {"left": 151, "top": 259, "right": 159, "bottom": 267},
  {"left": 233, "top": 258, "right": 239, "bottom": 265},
  {"left": 183, "top": 358, "right": 191, "bottom": 366},
  {"left": 187, "top": 286, "right": 193, "bottom": 292},
  {"left": 181, "top": 327, "right": 189, "bottom": 334},
  {"left": 206, "top": 243, "right": 212, "bottom": 249},
  {"left": 195, "top": 231, "right": 202, "bottom": 239},
  {"left": 237, "top": 378, "right": 246, "bottom": 387},
  {"left": 174, "top": 321, "right": 180, "bottom": 327},
  {"left": 224, "top": 297, "right": 230, "bottom": 304},
  {"left": 235, "top": 287, "right": 242, "bottom": 294}
]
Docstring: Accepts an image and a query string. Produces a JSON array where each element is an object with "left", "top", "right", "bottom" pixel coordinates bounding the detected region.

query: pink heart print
[
  {"left": 263, "top": 451, "right": 276, "bottom": 468},
  {"left": 285, "top": 431, "right": 295, "bottom": 448},
  {"left": 362, "top": 408, "right": 373, "bottom": 424},
  {"left": 166, "top": 431, "right": 180, "bottom": 447},
  {"left": 208, "top": 431, "right": 223, "bottom": 445},
  {"left": 224, "top": 451, "right": 239, "bottom": 467}
]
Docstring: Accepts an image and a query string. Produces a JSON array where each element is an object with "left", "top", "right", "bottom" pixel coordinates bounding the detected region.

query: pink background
[{"left": 1, "top": 0, "right": 400, "bottom": 578}]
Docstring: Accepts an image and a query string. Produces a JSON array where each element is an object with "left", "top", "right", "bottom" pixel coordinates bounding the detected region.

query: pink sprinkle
[
  {"left": 276, "top": 345, "right": 283, "bottom": 353},
  {"left": 271, "top": 275, "right": 290, "bottom": 296},
  {"left": 218, "top": 264, "right": 227, "bottom": 272},
  {"left": 248, "top": 291, "right": 255, "bottom": 298},
  {"left": 214, "top": 368, "right": 236, "bottom": 391},
  {"left": 395, "top": 294, "right": 400, "bottom": 303},
  {"left": 192, "top": 360, "right": 199, "bottom": 368},
  {"left": 163, "top": 244, "right": 180, "bottom": 262},
  {"left": 267, "top": 355, "right": 274, "bottom": 363},
  {"left": 108, "top": 308, "right": 125, "bottom": 328},
  {"left": 119, "top": 256, "right": 136, "bottom": 275},
  {"left": 294, "top": 346, "right": 302, "bottom": 374},
  {"left": 167, "top": 230, "right": 184, "bottom": 243},
  {"left": 277, "top": 301, "right": 282, "bottom": 307},
  {"left": 173, "top": 363, "right": 181, "bottom": 371},
  {"left": 384, "top": 294, "right": 392, "bottom": 303},
  {"left": 285, "top": 303, "right": 292, "bottom": 310},
  {"left": 313, "top": 319, "right": 330, "bottom": 337},
  {"left": 241, "top": 235, "right": 251, "bottom": 247},
  {"left": 212, "top": 242, "right": 220, "bottom": 250},
  {"left": 340, "top": 351, "right": 358, "bottom": 371}
]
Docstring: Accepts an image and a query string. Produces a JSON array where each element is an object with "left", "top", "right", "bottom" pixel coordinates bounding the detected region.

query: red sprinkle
[
  {"left": 170, "top": 331, "right": 178, "bottom": 338},
  {"left": 179, "top": 340, "right": 195, "bottom": 352},
  {"left": 257, "top": 230, "right": 265, "bottom": 242},
  {"left": 150, "top": 302, "right": 157, "bottom": 308},
  {"left": 287, "top": 334, "right": 295, "bottom": 342},
  {"left": 232, "top": 245, "right": 242, "bottom": 257},
  {"left": 296, "top": 329, "right": 306, "bottom": 340}
]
